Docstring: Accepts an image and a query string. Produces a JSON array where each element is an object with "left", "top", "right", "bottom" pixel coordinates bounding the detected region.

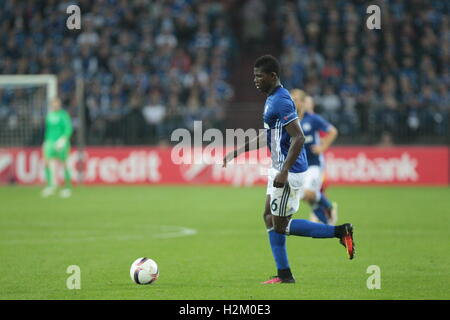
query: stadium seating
[{"left": 0, "top": 0, "right": 448, "bottom": 146}]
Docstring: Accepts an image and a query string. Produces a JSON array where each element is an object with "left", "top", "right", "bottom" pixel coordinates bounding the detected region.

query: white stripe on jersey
[
  {"left": 277, "top": 120, "right": 281, "bottom": 168},
  {"left": 277, "top": 120, "right": 283, "bottom": 170},
  {"left": 271, "top": 120, "right": 287, "bottom": 171},
  {"left": 271, "top": 120, "right": 279, "bottom": 170}
]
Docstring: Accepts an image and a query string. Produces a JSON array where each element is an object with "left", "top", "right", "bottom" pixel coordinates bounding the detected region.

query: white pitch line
[{"left": 0, "top": 225, "right": 197, "bottom": 244}]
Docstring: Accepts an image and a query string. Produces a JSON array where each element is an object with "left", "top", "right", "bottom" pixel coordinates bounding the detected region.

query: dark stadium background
[{"left": 0, "top": 0, "right": 448, "bottom": 147}]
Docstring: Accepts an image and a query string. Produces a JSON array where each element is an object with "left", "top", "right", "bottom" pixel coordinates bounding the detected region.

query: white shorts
[
  {"left": 266, "top": 168, "right": 306, "bottom": 217},
  {"left": 303, "top": 165, "right": 324, "bottom": 198}
]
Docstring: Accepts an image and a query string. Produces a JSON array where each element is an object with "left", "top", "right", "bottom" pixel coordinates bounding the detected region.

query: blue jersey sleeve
[
  {"left": 276, "top": 97, "right": 298, "bottom": 126},
  {"left": 314, "top": 114, "right": 332, "bottom": 132}
]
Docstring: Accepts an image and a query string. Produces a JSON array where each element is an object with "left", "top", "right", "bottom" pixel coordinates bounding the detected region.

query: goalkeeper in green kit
[{"left": 41, "top": 97, "right": 73, "bottom": 198}]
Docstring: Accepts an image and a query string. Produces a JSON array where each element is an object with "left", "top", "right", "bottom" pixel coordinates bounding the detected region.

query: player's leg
[
  {"left": 272, "top": 175, "right": 355, "bottom": 259},
  {"left": 286, "top": 218, "right": 354, "bottom": 259},
  {"left": 317, "top": 191, "right": 338, "bottom": 225},
  {"left": 263, "top": 195, "right": 273, "bottom": 229},
  {"left": 304, "top": 189, "right": 328, "bottom": 224},
  {"left": 272, "top": 183, "right": 334, "bottom": 238},
  {"left": 319, "top": 175, "right": 338, "bottom": 225},
  {"left": 302, "top": 170, "right": 328, "bottom": 223},
  {"left": 63, "top": 161, "right": 71, "bottom": 189},
  {"left": 304, "top": 166, "right": 335, "bottom": 224},
  {"left": 59, "top": 160, "right": 72, "bottom": 198},
  {"left": 262, "top": 170, "right": 293, "bottom": 284},
  {"left": 57, "top": 146, "right": 72, "bottom": 198},
  {"left": 43, "top": 158, "right": 53, "bottom": 187},
  {"left": 42, "top": 142, "right": 57, "bottom": 197}
]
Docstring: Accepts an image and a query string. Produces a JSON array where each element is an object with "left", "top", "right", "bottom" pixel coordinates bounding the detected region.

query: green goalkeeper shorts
[{"left": 43, "top": 140, "right": 70, "bottom": 160}]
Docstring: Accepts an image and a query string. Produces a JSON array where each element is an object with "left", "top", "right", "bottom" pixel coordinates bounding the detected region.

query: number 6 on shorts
[
  {"left": 270, "top": 184, "right": 301, "bottom": 217},
  {"left": 271, "top": 199, "right": 278, "bottom": 212}
]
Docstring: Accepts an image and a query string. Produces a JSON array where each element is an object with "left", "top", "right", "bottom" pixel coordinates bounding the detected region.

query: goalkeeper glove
[{"left": 55, "top": 137, "right": 67, "bottom": 151}]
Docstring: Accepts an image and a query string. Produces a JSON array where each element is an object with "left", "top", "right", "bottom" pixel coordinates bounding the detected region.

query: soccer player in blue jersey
[
  {"left": 223, "top": 55, "right": 355, "bottom": 284},
  {"left": 290, "top": 89, "right": 338, "bottom": 225}
]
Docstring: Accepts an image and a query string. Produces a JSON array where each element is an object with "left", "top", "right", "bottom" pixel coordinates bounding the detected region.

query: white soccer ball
[{"left": 130, "top": 257, "right": 159, "bottom": 285}]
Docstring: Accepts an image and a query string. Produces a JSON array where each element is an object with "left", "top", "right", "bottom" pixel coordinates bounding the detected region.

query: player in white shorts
[
  {"left": 223, "top": 56, "right": 355, "bottom": 284},
  {"left": 290, "top": 89, "right": 338, "bottom": 225},
  {"left": 265, "top": 167, "right": 305, "bottom": 217}
]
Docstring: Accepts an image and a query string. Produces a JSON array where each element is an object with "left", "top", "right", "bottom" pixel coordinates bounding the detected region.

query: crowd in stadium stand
[
  {"left": 0, "top": 0, "right": 236, "bottom": 145},
  {"left": 0, "top": 0, "right": 448, "bottom": 146},
  {"left": 279, "top": 0, "right": 449, "bottom": 142}
]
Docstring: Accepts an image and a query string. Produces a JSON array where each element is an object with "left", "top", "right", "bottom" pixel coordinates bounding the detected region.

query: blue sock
[
  {"left": 318, "top": 192, "right": 332, "bottom": 210},
  {"left": 268, "top": 229, "right": 289, "bottom": 270},
  {"left": 313, "top": 205, "right": 329, "bottom": 224},
  {"left": 288, "top": 219, "right": 335, "bottom": 238}
]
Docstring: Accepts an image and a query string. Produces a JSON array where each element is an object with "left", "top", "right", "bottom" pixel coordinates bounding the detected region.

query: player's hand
[
  {"left": 312, "top": 145, "right": 325, "bottom": 155},
  {"left": 273, "top": 170, "right": 288, "bottom": 188},
  {"left": 222, "top": 150, "right": 237, "bottom": 168},
  {"left": 55, "top": 137, "right": 66, "bottom": 151}
]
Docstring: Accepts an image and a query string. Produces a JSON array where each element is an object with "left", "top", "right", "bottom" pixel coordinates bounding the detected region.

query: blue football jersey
[
  {"left": 301, "top": 112, "right": 332, "bottom": 167},
  {"left": 263, "top": 86, "right": 308, "bottom": 173}
]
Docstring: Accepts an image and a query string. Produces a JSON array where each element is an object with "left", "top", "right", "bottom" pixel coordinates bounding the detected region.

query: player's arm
[
  {"left": 273, "top": 120, "right": 305, "bottom": 188},
  {"left": 63, "top": 111, "right": 73, "bottom": 139},
  {"left": 222, "top": 130, "right": 267, "bottom": 167},
  {"left": 312, "top": 125, "right": 338, "bottom": 155},
  {"left": 55, "top": 112, "right": 73, "bottom": 150}
]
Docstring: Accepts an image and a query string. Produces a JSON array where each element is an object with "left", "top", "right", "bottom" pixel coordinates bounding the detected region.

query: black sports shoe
[{"left": 339, "top": 223, "right": 355, "bottom": 260}]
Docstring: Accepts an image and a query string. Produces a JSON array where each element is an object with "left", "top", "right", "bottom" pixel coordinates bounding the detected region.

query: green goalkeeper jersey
[{"left": 44, "top": 109, "right": 73, "bottom": 142}]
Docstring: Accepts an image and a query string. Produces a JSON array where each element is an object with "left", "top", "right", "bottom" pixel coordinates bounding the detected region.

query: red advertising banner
[
  {"left": 0, "top": 146, "right": 448, "bottom": 186},
  {"left": 323, "top": 147, "right": 449, "bottom": 185}
]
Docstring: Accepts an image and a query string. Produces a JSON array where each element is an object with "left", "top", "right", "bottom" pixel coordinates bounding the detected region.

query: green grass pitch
[{"left": 0, "top": 185, "right": 449, "bottom": 300}]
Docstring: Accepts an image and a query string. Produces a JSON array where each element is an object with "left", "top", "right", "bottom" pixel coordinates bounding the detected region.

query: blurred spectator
[
  {"left": 279, "top": 0, "right": 449, "bottom": 143},
  {"left": 318, "top": 85, "right": 341, "bottom": 122},
  {"left": 377, "top": 131, "right": 395, "bottom": 147},
  {"left": 0, "top": 0, "right": 236, "bottom": 146},
  {"left": 241, "top": 0, "right": 266, "bottom": 49},
  {"left": 142, "top": 90, "right": 166, "bottom": 144},
  {"left": 1, "top": 0, "right": 448, "bottom": 146}
]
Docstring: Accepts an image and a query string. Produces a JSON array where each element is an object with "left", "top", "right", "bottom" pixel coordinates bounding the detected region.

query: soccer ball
[{"left": 130, "top": 257, "right": 159, "bottom": 285}]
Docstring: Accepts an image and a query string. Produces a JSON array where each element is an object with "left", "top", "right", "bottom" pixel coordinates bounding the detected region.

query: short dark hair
[{"left": 254, "top": 55, "right": 280, "bottom": 76}]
